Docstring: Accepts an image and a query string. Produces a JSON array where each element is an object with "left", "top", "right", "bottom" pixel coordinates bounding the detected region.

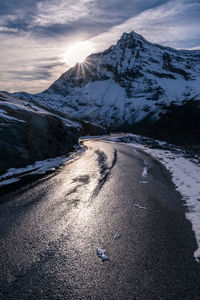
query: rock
[
  {"left": 79, "top": 120, "right": 106, "bottom": 136},
  {"left": 128, "top": 99, "right": 200, "bottom": 151},
  {"left": 0, "top": 92, "right": 79, "bottom": 174}
]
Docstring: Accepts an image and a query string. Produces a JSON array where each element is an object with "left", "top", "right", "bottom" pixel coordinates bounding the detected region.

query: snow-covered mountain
[{"left": 14, "top": 31, "right": 200, "bottom": 146}]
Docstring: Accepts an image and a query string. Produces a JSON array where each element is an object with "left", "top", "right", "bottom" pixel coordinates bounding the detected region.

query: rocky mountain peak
[
  {"left": 14, "top": 31, "right": 200, "bottom": 136},
  {"left": 117, "top": 31, "right": 146, "bottom": 46}
]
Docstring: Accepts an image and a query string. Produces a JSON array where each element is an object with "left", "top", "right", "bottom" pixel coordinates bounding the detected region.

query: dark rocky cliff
[{"left": 0, "top": 93, "right": 79, "bottom": 174}]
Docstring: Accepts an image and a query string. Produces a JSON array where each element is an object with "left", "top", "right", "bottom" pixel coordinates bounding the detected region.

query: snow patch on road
[
  {"left": 97, "top": 248, "right": 110, "bottom": 261},
  {"left": 114, "top": 233, "right": 120, "bottom": 240},
  {"left": 142, "top": 166, "right": 148, "bottom": 178},
  {"left": 142, "top": 160, "right": 148, "bottom": 178},
  {"left": 140, "top": 160, "right": 148, "bottom": 184},
  {"left": 135, "top": 203, "right": 146, "bottom": 210}
]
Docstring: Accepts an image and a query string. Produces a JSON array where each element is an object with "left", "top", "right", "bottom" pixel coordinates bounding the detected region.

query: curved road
[{"left": 0, "top": 139, "right": 200, "bottom": 299}]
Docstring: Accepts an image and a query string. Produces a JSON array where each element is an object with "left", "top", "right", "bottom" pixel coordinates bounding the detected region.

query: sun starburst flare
[{"left": 63, "top": 41, "right": 94, "bottom": 67}]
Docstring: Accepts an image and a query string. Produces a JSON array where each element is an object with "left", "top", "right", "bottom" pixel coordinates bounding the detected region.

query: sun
[{"left": 63, "top": 41, "right": 94, "bottom": 66}]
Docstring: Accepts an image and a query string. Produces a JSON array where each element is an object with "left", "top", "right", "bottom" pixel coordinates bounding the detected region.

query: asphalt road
[{"left": 0, "top": 139, "right": 200, "bottom": 299}]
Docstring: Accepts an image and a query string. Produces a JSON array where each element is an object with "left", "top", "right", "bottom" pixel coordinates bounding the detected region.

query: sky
[{"left": 0, "top": 0, "right": 200, "bottom": 93}]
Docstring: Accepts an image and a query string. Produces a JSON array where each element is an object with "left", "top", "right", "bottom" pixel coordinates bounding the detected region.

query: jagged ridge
[{"left": 14, "top": 31, "right": 200, "bottom": 145}]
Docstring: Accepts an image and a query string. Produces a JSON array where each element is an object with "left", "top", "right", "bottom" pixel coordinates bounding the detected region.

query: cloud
[
  {"left": 0, "top": 0, "right": 200, "bottom": 93},
  {"left": 29, "top": 0, "right": 170, "bottom": 40},
  {"left": 0, "top": 26, "right": 19, "bottom": 33},
  {"left": 0, "top": 32, "right": 68, "bottom": 93},
  {"left": 33, "top": 0, "right": 94, "bottom": 27},
  {"left": 0, "top": 0, "right": 170, "bottom": 39},
  {"left": 89, "top": 0, "right": 200, "bottom": 50}
]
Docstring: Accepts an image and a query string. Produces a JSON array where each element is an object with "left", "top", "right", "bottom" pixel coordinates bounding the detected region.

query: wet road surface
[{"left": 0, "top": 139, "right": 200, "bottom": 299}]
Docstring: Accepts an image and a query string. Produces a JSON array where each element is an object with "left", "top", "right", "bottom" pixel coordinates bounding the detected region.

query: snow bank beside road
[
  {"left": 107, "top": 134, "right": 200, "bottom": 262},
  {"left": 0, "top": 156, "right": 69, "bottom": 187},
  {"left": 0, "top": 147, "right": 85, "bottom": 187},
  {"left": 139, "top": 146, "right": 200, "bottom": 262}
]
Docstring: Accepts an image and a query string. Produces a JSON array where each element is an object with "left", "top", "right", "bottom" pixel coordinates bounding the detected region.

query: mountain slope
[
  {"left": 0, "top": 92, "right": 80, "bottom": 174},
  {"left": 14, "top": 31, "right": 200, "bottom": 145}
]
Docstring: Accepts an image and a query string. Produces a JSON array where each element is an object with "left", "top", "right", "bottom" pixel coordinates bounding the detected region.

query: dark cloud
[
  {"left": 5, "top": 60, "right": 66, "bottom": 81},
  {"left": 0, "top": 0, "right": 38, "bottom": 15},
  {"left": 23, "top": 1, "right": 169, "bottom": 40},
  {"left": 96, "top": 0, "right": 169, "bottom": 18},
  {"left": 0, "top": 0, "right": 171, "bottom": 39},
  {"left": 5, "top": 69, "right": 52, "bottom": 81},
  {"left": 1, "top": 0, "right": 199, "bottom": 44},
  {"left": 31, "top": 20, "right": 113, "bottom": 39},
  {"left": 36, "top": 62, "right": 66, "bottom": 70}
]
